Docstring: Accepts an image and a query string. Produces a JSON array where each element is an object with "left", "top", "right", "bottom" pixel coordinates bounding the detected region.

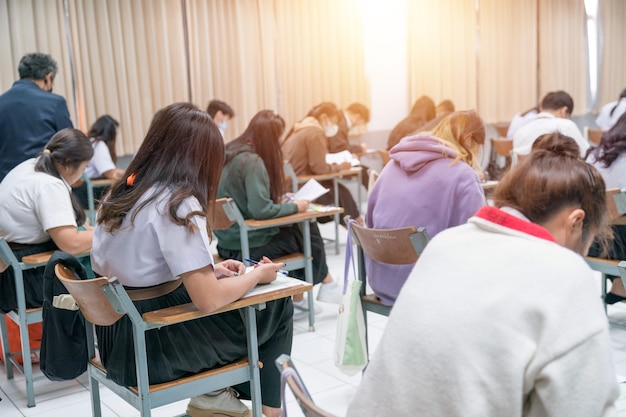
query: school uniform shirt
[
  {"left": 366, "top": 134, "right": 485, "bottom": 305},
  {"left": 586, "top": 152, "right": 626, "bottom": 190},
  {"left": 0, "top": 158, "right": 76, "bottom": 244},
  {"left": 215, "top": 144, "right": 298, "bottom": 250},
  {"left": 513, "top": 112, "right": 588, "bottom": 157},
  {"left": 84, "top": 140, "right": 116, "bottom": 179},
  {"left": 348, "top": 206, "right": 618, "bottom": 417},
  {"left": 596, "top": 98, "right": 626, "bottom": 131},
  {"left": 0, "top": 80, "right": 73, "bottom": 180},
  {"left": 506, "top": 109, "right": 539, "bottom": 138},
  {"left": 91, "top": 186, "right": 213, "bottom": 287}
]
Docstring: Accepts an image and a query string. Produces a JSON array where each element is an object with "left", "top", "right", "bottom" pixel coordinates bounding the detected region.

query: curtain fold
[{"left": 597, "top": 0, "right": 626, "bottom": 109}]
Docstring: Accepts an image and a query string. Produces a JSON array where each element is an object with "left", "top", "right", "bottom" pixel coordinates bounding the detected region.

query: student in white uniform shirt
[
  {"left": 506, "top": 104, "right": 539, "bottom": 138},
  {"left": 596, "top": 88, "right": 626, "bottom": 131},
  {"left": 348, "top": 140, "right": 618, "bottom": 417},
  {"left": 0, "top": 128, "right": 93, "bottom": 312},
  {"left": 92, "top": 103, "right": 291, "bottom": 417},
  {"left": 74, "top": 115, "right": 125, "bottom": 209},
  {"left": 513, "top": 90, "right": 588, "bottom": 158}
]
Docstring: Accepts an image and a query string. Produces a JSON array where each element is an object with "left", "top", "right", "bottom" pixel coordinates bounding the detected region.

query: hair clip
[
  {"left": 43, "top": 149, "right": 51, "bottom": 154},
  {"left": 126, "top": 172, "right": 137, "bottom": 186}
]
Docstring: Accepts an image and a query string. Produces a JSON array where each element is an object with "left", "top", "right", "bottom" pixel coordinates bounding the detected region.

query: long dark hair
[
  {"left": 586, "top": 112, "right": 626, "bottom": 168},
  {"left": 35, "top": 128, "right": 94, "bottom": 226},
  {"left": 97, "top": 103, "right": 224, "bottom": 234},
  {"left": 88, "top": 115, "right": 119, "bottom": 164},
  {"left": 224, "top": 110, "right": 286, "bottom": 202}
]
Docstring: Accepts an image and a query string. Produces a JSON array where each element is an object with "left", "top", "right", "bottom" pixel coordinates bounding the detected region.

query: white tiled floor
[{"left": 3, "top": 221, "right": 626, "bottom": 416}]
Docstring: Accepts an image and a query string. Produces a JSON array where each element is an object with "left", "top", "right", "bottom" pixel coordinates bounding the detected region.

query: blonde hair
[{"left": 425, "top": 110, "right": 485, "bottom": 170}]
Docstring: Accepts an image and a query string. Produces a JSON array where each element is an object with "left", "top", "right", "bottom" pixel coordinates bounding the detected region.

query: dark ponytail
[{"left": 35, "top": 128, "right": 94, "bottom": 226}]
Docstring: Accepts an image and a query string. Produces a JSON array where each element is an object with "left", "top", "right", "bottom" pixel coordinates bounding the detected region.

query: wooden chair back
[
  {"left": 585, "top": 127, "right": 604, "bottom": 146},
  {"left": 54, "top": 264, "right": 124, "bottom": 326},
  {"left": 213, "top": 198, "right": 236, "bottom": 231},
  {"left": 491, "top": 138, "right": 514, "bottom": 158},
  {"left": 494, "top": 123, "right": 510, "bottom": 138},
  {"left": 349, "top": 222, "right": 429, "bottom": 265}
]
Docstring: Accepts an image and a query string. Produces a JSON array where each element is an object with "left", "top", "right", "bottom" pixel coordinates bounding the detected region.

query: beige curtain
[
  {"left": 0, "top": 0, "right": 77, "bottom": 125},
  {"left": 66, "top": 0, "right": 188, "bottom": 155},
  {"left": 538, "top": 0, "right": 586, "bottom": 115},
  {"left": 478, "top": 0, "right": 538, "bottom": 123},
  {"left": 407, "top": 0, "right": 478, "bottom": 116},
  {"left": 598, "top": 0, "right": 626, "bottom": 108},
  {"left": 186, "top": 0, "right": 278, "bottom": 142},
  {"left": 273, "top": 0, "right": 369, "bottom": 134}
]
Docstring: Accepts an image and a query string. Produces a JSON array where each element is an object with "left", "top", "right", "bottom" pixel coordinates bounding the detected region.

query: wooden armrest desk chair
[
  {"left": 0, "top": 238, "right": 89, "bottom": 407},
  {"left": 55, "top": 263, "right": 311, "bottom": 417},
  {"left": 275, "top": 354, "right": 336, "bottom": 417},
  {"left": 347, "top": 220, "right": 429, "bottom": 355},
  {"left": 214, "top": 198, "right": 343, "bottom": 331},
  {"left": 283, "top": 161, "right": 361, "bottom": 255},
  {"left": 584, "top": 127, "right": 604, "bottom": 147}
]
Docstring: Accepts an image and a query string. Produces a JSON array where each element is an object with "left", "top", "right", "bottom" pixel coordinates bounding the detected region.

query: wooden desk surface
[
  {"left": 244, "top": 207, "right": 344, "bottom": 228},
  {"left": 91, "top": 178, "right": 115, "bottom": 187},
  {"left": 143, "top": 277, "right": 312, "bottom": 324}
]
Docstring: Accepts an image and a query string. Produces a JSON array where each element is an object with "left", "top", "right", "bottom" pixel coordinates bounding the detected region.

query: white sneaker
[
  {"left": 293, "top": 297, "right": 323, "bottom": 316},
  {"left": 187, "top": 388, "right": 251, "bottom": 417},
  {"left": 316, "top": 281, "right": 343, "bottom": 304}
]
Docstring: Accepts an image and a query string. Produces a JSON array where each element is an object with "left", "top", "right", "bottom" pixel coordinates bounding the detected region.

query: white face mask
[
  {"left": 218, "top": 121, "right": 228, "bottom": 131},
  {"left": 324, "top": 124, "right": 339, "bottom": 137}
]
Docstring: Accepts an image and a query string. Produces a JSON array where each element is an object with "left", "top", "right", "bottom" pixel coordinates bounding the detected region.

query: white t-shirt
[
  {"left": 587, "top": 152, "right": 626, "bottom": 190},
  {"left": 513, "top": 112, "right": 588, "bottom": 157},
  {"left": 84, "top": 140, "right": 116, "bottom": 179},
  {"left": 596, "top": 99, "right": 626, "bottom": 131},
  {"left": 91, "top": 187, "right": 214, "bottom": 287},
  {"left": 506, "top": 109, "right": 539, "bottom": 138},
  {"left": 0, "top": 158, "right": 77, "bottom": 244}
]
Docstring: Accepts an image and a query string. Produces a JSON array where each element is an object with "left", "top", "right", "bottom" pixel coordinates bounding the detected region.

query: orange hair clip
[{"left": 126, "top": 172, "right": 137, "bottom": 186}]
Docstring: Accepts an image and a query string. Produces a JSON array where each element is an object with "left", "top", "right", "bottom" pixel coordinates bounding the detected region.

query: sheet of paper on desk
[
  {"left": 242, "top": 274, "right": 304, "bottom": 299},
  {"left": 294, "top": 179, "right": 329, "bottom": 202},
  {"left": 326, "top": 150, "right": 360, "bottom": 166},
  {"left": 307, "top": 203, "right": 336, "bottom": 212}
]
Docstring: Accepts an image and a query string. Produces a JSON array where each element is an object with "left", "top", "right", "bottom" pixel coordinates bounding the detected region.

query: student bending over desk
[
  {"left": 281, "top": 102, "right": 362, "bottom": 225},
  {"left": 216, "top": 110, "right": 342, "bottom": 306},
  {"left": 92, "top": 103, "right": 291, "bottom": 417},
  {"left": 0, "top": 128, "right": 93, "bottom": 312}
]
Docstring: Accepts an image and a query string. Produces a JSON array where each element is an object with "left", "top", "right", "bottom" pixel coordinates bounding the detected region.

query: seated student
[
  {"left": 348, "top": 141, "right": 618, "bottom": 417},
  {"left": 0, "top": 128, "right": 94, "bottom": 312},
  {"left": 506, "top": 104, "right": 540, "bottom": 138},
  {"left": 281, "top": 102, "right": 362, "bottom": 225},
  {"left": 596, "top": 88, "right": 626, "bottom": 131},
  {"left": 216, "top": 110, "right": 341, "bottom": 305},
  {"left": 206, "top": 99, "right": 235, "bottom": 138},
  {"left": 92, "top": 103, "right": 291, "bottom": 417},
  {"left": 386, "top": 95, "right": 436, "bottom": 150},
  {"left": 73, "top": 115, "right": 125, "bottom": 209},
  {"left": 586, "top": 112, "right": 626, "bottom": 304},
  {"left": 326, "top": 102, "right": 370, "bottom": 154},
  {"left": 366, "top": 110, "right": 486, "bottom": 305},
  {"left": 513, "top": 90, "right": 588, "bottom": 157}
]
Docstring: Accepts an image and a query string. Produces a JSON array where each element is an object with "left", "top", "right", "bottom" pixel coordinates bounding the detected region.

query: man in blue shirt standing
[{"left": 0, "top": 53, "right": 73, "bottom": 180}]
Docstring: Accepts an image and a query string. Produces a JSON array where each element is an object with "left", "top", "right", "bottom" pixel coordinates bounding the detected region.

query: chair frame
[
  {"left": 81, "top": 174, "right": 114, "bottom": 225},
  {"left": 214, "top": 198, "right": 343, "bottom": 331},
  {"left": 55, "top": 263, "right": 286, "bottom": 417},
  {"left": 0, "top": 237, "right": 52, "bottom": 407},
  {"left": 348, "top": 221, "right": 429, "bottom": 352}
]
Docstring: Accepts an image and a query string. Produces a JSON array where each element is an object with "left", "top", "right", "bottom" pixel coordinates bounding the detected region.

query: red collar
[{"left": 474, "top": 206, "right": 555, "bottom": 242}]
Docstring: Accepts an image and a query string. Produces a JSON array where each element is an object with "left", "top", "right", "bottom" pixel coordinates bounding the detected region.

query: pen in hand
[{"left": 244, "top": 258, "right": 288, "bottom": 275}]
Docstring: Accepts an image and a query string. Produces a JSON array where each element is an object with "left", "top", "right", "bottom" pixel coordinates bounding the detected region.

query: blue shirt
[{"left": 0, "top": 80, "right": 73, "bottom": 179}]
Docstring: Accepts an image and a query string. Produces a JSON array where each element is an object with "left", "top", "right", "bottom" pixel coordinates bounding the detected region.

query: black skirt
[
  {"left": 0, "top": 240, "right": 58, "bottom": 313},
  {"left": 218, "top": 222, "right": 329, "bottom": 285},
  {"left": 95, "top": 284, "right": 293, "bottom": 408}
]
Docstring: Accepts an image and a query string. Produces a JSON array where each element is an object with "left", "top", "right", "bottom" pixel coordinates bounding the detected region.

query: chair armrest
[
  {"left": 585, "top": 256, "right": 621, "bottom": 275},
  {"left": 244, "top": 208, "right": 344, "bottom": 229}
]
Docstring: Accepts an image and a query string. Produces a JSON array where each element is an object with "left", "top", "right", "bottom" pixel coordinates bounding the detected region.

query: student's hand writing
[
  {"left": 295, "top": 200, "right": 309, "bottom": 212},
  {"left": 215, "top": 259, "right": 246, "bottom": 279},
  {"left": 339, "top": 162, "right": 352, "bottom": 171},
  {"left": 253, "top": 256, "right": 284, "bottom": 284}
]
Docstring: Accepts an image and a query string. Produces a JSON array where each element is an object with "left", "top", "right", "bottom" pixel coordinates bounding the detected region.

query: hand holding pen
[
  {"left": 245, "top": 257, "right": 289, "bottom": 275},
  {"left": 284, "top": 194, "right": 309, "bottom": 213}
]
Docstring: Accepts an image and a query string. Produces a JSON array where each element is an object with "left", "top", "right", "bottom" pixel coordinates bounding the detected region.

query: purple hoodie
[{"left": 366, "top": 134, "right": 486, "bottom": 305}]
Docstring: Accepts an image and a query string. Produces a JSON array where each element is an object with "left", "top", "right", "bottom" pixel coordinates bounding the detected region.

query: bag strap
[
  {"left": 280, "top": 367, "right": 311, "bottom": 417},
  {"left": 343, "top": 219, "right": 358, "bottom": 295}
]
